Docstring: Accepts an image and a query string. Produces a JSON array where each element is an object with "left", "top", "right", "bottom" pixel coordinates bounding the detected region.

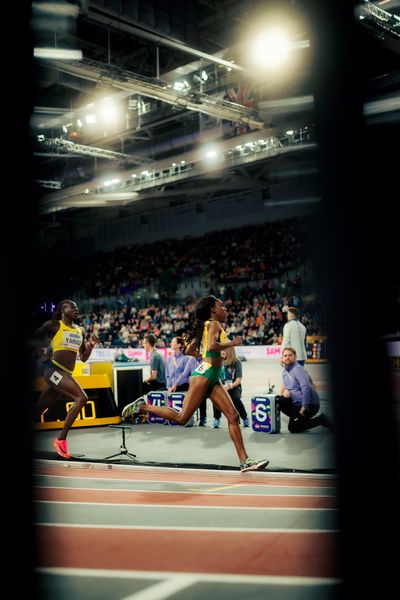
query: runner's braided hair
[
  {"left": 52, "top": 300, "right": 74, "bottom": 320},
  {"left": 183, "top": 295, "right": 218, "bottom": 349}
]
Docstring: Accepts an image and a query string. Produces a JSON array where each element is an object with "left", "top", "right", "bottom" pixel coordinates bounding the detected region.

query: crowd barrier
[{"left": 144, "top": 391, "right": 280, "bottom": 433}]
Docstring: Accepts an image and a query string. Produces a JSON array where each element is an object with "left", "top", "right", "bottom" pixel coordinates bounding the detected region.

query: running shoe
[
  {"left": 121, "top": 397, "right": 146, "bottom": 420},
  {"left": 243, "top": 417, "right": 250, "bottom": 427},
  {"left": 199, "top": 417, "right": 207, "bottom": 426},
  {"left": 240, "top": 458, "right": 269, "bottom": 472},
  {"left": 53, "top": 438, "right": 71, "bottom": 459},
  {"left": 213, "top": 418, "right": 221, "bottom": 429}
]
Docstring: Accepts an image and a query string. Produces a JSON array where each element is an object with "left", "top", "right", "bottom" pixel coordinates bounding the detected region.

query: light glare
[
  {"left": 99, "top": 101, "right": 118, "bottom": 123},
  {"left": 251, "top": 29, "right": 291, "bottom": 69}
]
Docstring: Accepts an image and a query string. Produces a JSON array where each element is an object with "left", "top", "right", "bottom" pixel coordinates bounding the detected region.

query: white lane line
[
  {"left": 35, "top": 522, "right": 338, "bottom": 533},
  {"left": 33, "top": 459, "right": 337, "bottom": 480},
  {"left": 34, "top": 485, "right": 336, "bottom": 498},
  {"left": 34, "top": 500, "right": 336, "bottom": 511},
  {"left": 120, "top": 575, "right": 196, "bottom": 600},
  {"left": 36, "top": 566, "right": 341, "bottom": 586}
]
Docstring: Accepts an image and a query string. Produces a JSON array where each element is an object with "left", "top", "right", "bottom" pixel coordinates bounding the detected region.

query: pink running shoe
[{"left": 53, "top": 438, "right": 71, "bottom": 459}]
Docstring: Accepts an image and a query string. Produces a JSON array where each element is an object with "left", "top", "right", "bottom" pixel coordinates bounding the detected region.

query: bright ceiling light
[
  {"left": 34, "top": 47, "right": 83, "bottom": 60},
  {"left": 33, "top": 2, "right": 80, "bottom": 17},
  {"left": 99, "top": 99, "right": 118, "bottom": 123},
  {"left": 250, "top": 28, "right": 291, "bottom": 69},
  {"left": 201, "top": 144, "right": 224, "bottom": 168}
]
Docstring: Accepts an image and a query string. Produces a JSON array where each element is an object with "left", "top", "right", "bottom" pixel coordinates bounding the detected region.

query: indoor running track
[{"left": 33, "top": 460, "right": 340, "bottom": 600}]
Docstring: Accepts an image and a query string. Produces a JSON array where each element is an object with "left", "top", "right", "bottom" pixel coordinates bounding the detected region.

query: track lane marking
[
  {"left": 36, "top": 522, "right": 339, "bottom": 533},
  {"left": 187, "top": 484, "right": 244, "bottom": 492},
  {"left": 120, "top": 575, "right": 196, "bottom": 600},
  {"left": 36, "top": 566, "right": 341, "bottom": 586}
]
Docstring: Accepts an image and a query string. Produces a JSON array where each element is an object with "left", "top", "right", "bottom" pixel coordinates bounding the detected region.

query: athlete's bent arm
[
  {"left": 207, "top": 321, "right": 241, "bottom": 353},
  {"left": 79, "top": 331, "right": 98, "bottom": 362},
  {"left": 184, "top": 339, "right": 201, "bottom": 360}
]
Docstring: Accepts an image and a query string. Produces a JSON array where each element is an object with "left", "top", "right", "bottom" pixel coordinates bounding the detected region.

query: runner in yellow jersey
[
  {"left": 33, "top": 299, "right": 98, "bottom": 458},
  {"left": 122, "top": 295, "right": 269, "bottom": 472}
]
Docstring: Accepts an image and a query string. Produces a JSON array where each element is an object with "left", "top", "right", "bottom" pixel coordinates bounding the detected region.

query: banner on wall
[{"left": 89, "top": 345, "right": 285, "bottom": 363}]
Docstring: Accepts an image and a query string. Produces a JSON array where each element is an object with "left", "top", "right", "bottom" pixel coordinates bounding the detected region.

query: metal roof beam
[
  {"left": 38, "top": 136, "right": 152, "bottom": 164},
  {"left": 44, "top": 57, "right": 263, "bottom": 129}
]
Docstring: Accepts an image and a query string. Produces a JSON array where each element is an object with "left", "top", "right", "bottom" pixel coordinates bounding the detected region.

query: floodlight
[{"left": 251, "top": 28, "right": 291, "bottom": 69}]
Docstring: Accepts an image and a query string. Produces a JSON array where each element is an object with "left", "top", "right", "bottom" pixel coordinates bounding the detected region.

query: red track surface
[
  {"left": 34, "top": 487, "right": 336, "bottom": 509},
  {"left": 34, "top": 461, "right": 338, "bottom": 579},
  {"left": 36, "top": 526, "right": 336, "bottom": 577}
]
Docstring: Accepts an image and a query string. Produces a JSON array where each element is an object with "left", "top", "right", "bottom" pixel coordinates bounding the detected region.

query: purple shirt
[
  {"left": 166, "top": 352, "right": 198, "bottom": 388},
  {"left": 282, "top": 362, "right": 320, "bottom": 408}
]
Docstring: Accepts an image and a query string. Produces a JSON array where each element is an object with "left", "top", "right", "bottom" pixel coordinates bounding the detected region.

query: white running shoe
[
  {"left": 121, "top": 397, "right": 146, "bottom": 420},
  {"left": 240, "top": 458, "right": 269, "bottom": 472}
]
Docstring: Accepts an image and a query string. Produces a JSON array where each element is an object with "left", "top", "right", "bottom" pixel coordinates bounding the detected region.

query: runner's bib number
[
  {"left": 62, "top": 331, "right": 82, "bottom": 350},
  {"left": 50, "top": 370, "right": 63, "bottom": 386},
  {"left": 196, "top": 362, "right": 212, "bottom": 374}
]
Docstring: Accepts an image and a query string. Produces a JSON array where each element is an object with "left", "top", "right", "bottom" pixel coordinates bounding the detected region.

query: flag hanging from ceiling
[{"left": 225, "top": 83, "right": 255, "bottom": 136}]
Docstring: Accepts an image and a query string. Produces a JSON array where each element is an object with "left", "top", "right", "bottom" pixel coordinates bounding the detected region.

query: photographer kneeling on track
[{"left": 276, "top": 347, "right": 333, "bottom": 433}]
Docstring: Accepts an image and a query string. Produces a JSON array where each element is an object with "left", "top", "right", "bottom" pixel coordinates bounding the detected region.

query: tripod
[{"left": 105, "top": 423, "right": 138, "bottom": 461}]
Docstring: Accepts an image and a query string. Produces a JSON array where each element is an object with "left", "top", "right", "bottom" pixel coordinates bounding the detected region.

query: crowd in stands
[
  {"left": 53, "top": 217, "right": 326, "bottom": 347},
  {"left": 67, "top": 219, "right": 308, "bottom": 300},
  {"left": 79, "top": 292, "right": 324, "bottom": 349}
]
